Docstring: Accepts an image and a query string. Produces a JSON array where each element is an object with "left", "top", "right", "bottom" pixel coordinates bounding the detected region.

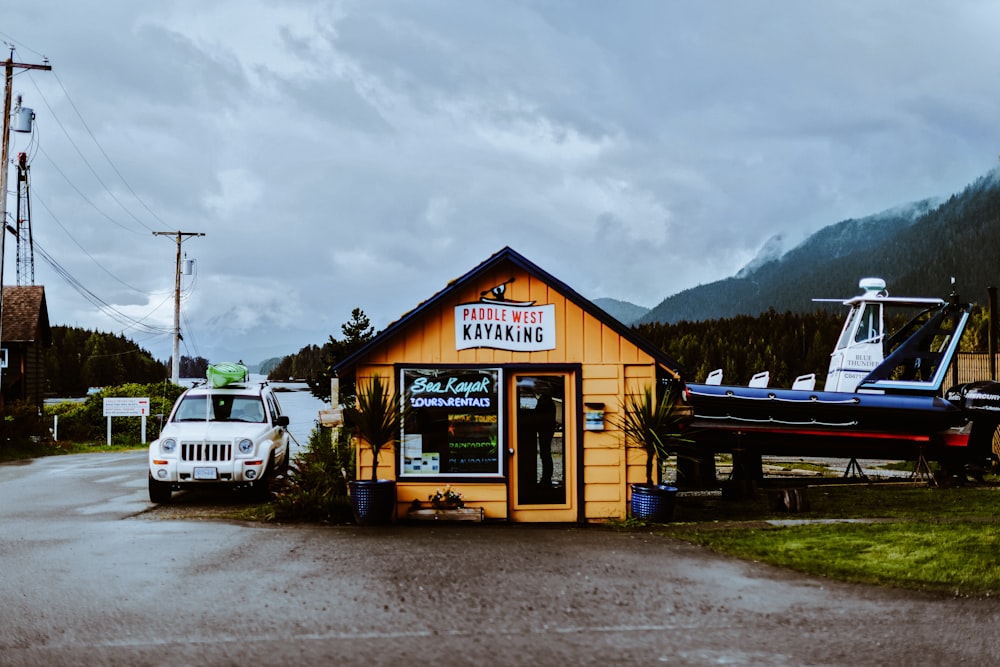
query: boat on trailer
[{"left": 683, "top": 279, "right": 1000, "bottom": 474}]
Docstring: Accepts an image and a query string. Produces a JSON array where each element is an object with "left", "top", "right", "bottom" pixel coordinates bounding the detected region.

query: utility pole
[
  {"left": 153, "top": 230, "right": 205, "bottom": 384},
  {"left": 0, "top": 50, "right": 50, "bottom": 401}
]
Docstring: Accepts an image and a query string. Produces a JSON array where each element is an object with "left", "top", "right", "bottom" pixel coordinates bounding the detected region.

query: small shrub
[
  {"left": 0, "top": 401, "right": 53, "bottom": 459},
  {"left": 45, "top": 382, "right": 184, "bottom": 445},
  {"left": 267, "top": 424, "right": 355, "bottom": 523},
  {"left": 604, "top": 515, "right": 649, "bottom": 530}
]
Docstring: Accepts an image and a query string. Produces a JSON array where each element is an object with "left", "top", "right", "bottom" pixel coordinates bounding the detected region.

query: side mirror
[{"left": 275, "top": 415, "right": 290, "bottom": 428}]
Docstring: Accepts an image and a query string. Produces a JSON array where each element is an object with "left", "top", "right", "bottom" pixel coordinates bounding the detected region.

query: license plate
[{"left": 193, "top": 467, "right": 218, "bottom": 480}]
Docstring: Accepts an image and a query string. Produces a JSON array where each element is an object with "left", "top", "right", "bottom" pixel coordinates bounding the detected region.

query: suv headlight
[
  {"left": 161, "top": 438, "right": 177, "bottom": 454},
  {"left": 238, "top": 439, "right": 254, "bottom": 454}
]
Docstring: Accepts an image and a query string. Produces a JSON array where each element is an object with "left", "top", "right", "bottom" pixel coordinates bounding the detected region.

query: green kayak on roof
[{"left": 206, "top": 362, "right": 249, "bottom": 388}]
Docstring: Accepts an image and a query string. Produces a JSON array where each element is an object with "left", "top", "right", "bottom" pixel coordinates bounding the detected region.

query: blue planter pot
[
  {"left": 349, "top": 480, "right": 397, "bottom": 525},
  {"left": 630, "top": 483, "right": 678, "bottom": 522}
]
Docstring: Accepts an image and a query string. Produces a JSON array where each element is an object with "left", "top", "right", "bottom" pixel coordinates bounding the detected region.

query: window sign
[{"left": 401, "top": 368, "right": 502, "bottom": 477}]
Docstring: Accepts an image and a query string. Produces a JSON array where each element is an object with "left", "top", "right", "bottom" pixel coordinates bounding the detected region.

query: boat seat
[
  {"left": 705, "top": 369, "right": 724, "bottom": 385},
  {"left": 748, "top": 371, "right": 770, "bottom": 388},
  {"left": 791, "top": 373, "right": 816, "bottom": 391}
]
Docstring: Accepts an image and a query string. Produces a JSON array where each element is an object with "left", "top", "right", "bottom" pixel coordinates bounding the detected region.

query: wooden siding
[
  {"left": 0, "top": 286, "right": 50, "bottom": 406},
  {"left": 396, "top": 482, "right": 508, "bottom": 521}
]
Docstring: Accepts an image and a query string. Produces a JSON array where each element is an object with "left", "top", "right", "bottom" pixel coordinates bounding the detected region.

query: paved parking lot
[{"left": 2, "top": 451, "right": 999, "bottom": 666}]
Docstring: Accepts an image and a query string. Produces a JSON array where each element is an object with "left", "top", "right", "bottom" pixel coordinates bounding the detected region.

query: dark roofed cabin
[{"left": 1, "top": 286, "right": 52, "bottom": 407}]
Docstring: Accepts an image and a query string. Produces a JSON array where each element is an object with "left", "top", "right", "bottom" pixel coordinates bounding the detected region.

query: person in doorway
[
  {"left": 516, "top": 400, "right": 538, "bottom": 496},
  {"left": 534, "top": 389, "right": 557, "bottom": 486}
]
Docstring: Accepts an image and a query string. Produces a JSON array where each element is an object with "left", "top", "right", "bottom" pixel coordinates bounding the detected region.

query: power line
[
  {"left": 34, "top": 144, "right": 144, "bottom": 234},
  {"left": 32, "top": 191, "right": 165, "bottom": 294},
  {"left": 181, "top": 308, "right": 202, "bottom": 360},
  {"left": 0, "top": 33, "right": 46, "bottom": 61},
  {"left": 33, "top": 240, "right": 172, "bottom": 336},
  {"left": 28, "top": 71, "right": 159, "bottom": 232},
  {"left": 0, "top": 39, "right": 195, "bottom": 362}
]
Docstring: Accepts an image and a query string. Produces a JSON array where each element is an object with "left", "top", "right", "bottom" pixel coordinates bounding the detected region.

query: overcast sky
[{"left": 3, "top": 1, "right": 999, "bottom": 365}]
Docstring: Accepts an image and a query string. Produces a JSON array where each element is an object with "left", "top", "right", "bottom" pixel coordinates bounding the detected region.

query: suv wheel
[
  {"left": 149, "top": 475, "right": 172, "bottom": 504},
  {"left": 248, "top": 452, "right": 275, "bottom": 501}
]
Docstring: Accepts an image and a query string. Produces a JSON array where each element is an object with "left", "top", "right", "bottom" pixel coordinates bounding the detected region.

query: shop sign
[
  {"left": 400, "top": 368, "right": 501, "bottom": 477},
  {"left": 454, "top": 301, "right": 556, "bottom": 352}
]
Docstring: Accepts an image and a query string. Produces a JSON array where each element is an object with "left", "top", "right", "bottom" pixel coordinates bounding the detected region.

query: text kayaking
[{"left": 454, "top": 302, "right": 556, "bottom": 352}]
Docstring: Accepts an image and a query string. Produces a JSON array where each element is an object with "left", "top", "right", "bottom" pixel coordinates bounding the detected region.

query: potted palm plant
[
  {"left": 617, "top": 382, "right": 692, "bottom": 522},
  {"left": 346, "top": 374, "right": 405, "bottom": 525}
]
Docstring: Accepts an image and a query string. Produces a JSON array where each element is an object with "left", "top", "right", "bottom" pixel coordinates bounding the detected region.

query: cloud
[{"left": 4, "top": 0, "right": 1000, "bottom": 365}]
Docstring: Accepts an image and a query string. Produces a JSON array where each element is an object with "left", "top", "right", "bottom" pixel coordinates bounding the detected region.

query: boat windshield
[
  {"left": 835, "top": 306, "right": 860, "bottom": 350},
  {"left": 853, "top": 303, "right": 881, "bottom": 344},
  {"left": 172, "top": 394, "right": 266, "bottom": 422},
  {"left": 836, "top": 302, "right": 882, "bottom": 351}
]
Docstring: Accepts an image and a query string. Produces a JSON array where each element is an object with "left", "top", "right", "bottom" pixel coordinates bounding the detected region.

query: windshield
[{"left": 172, "top": 394, "right": 266, "bottom": 423}]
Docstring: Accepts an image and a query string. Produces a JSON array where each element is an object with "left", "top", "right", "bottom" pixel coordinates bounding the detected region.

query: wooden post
[
  {"left": 989, "top": 286, "right": 997, "bottom": 381},
  {"left": 152, "top": 231, "right": 205, "bottom": 384}
]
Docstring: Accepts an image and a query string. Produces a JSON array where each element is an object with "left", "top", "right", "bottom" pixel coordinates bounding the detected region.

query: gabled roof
[
  {"left": 334, "top": 246, "right": 681, "bottom": 376},
  {"left": 1, "top": 285, "right": 51, "bottom": 345}
]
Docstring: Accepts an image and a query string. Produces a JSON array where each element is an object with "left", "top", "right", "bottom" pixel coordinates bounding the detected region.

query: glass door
[{"left": 511, "top": 374, "right": 574, "bottom": 520}]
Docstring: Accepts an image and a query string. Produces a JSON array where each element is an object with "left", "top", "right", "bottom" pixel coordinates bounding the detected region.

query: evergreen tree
[
  {"left": 179, "top": 356, "right": 210, "bottom": 379},
  {"left": 263, "top": 308, "right": 377, "bottom": 402},
  {"left": 45, "top": 327, "right": 167, "bottom": 395}
]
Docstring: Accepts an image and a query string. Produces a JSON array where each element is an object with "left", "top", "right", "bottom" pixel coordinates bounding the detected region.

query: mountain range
[{"left": 595, "top": 167, "right": 1000, "bottom": 325}]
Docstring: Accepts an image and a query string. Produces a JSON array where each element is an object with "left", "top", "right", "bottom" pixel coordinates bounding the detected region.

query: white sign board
[
  {"left": 455, "top": 302, "right": 556, "bottom": 352},
  {"left": 103, "top": 397, "right": 150, "bottom": 417},
  {"left": 102, "top": 397, "right": 151, "bottom": 445}
]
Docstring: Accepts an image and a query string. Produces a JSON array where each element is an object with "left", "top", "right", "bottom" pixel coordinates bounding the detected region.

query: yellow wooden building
[{"left": 334, "top": 247, "right": 683, "bottom": 522}]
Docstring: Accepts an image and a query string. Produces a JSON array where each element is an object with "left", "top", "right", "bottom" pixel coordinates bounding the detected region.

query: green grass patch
[
  {"left": 662, "top": 483, "right": 1000, "bottom": 596},
  {"left": 761, "top": 459, "right": 833, "bottom": 473},
  {"left": 669, "top": 521, "right": 1000, "bottom": 596}
]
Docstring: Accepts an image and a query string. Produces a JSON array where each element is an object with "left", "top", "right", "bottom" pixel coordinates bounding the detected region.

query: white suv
[{"left": 148, "top": 380, "right": 291, "bottom": 503}]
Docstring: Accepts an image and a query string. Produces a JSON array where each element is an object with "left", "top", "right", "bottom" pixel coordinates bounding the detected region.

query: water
[{"left": 269, "top": 381, "right": 331, "bottom": 453}]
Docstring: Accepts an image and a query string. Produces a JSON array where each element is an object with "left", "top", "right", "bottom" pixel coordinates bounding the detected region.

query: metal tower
[{"left": 14, "top": 151, "right": 34, "bottom": 286}]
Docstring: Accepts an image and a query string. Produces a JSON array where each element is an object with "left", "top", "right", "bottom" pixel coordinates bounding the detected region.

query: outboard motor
[
  {"left": 946, "top": 380, "right": 1000, "bottom": 412},
  {"left": 945, "top": 381, "right": 1000, "bottom": 476}
]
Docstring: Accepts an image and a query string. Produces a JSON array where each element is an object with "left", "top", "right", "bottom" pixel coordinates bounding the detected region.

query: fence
[
  {"left": 953, "top": 354, "right": 1000, "bottom": 461},
  {"left": 953, "top": 353, "right": 1000, "bottom": 385}
]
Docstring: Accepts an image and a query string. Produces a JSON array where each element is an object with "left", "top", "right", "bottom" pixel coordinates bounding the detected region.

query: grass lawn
[{"left": 659, "top": 482, "right": 1000, "bottom": 597}]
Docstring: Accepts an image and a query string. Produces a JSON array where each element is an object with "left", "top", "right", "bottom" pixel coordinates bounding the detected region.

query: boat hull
[{"left": 684, "top": 383, "right": 970, "bottom": 459}]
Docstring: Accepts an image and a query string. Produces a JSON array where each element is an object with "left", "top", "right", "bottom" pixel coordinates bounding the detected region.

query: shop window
[{"left": 400, "top": 367, "right": 502, "bottom": 477}]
